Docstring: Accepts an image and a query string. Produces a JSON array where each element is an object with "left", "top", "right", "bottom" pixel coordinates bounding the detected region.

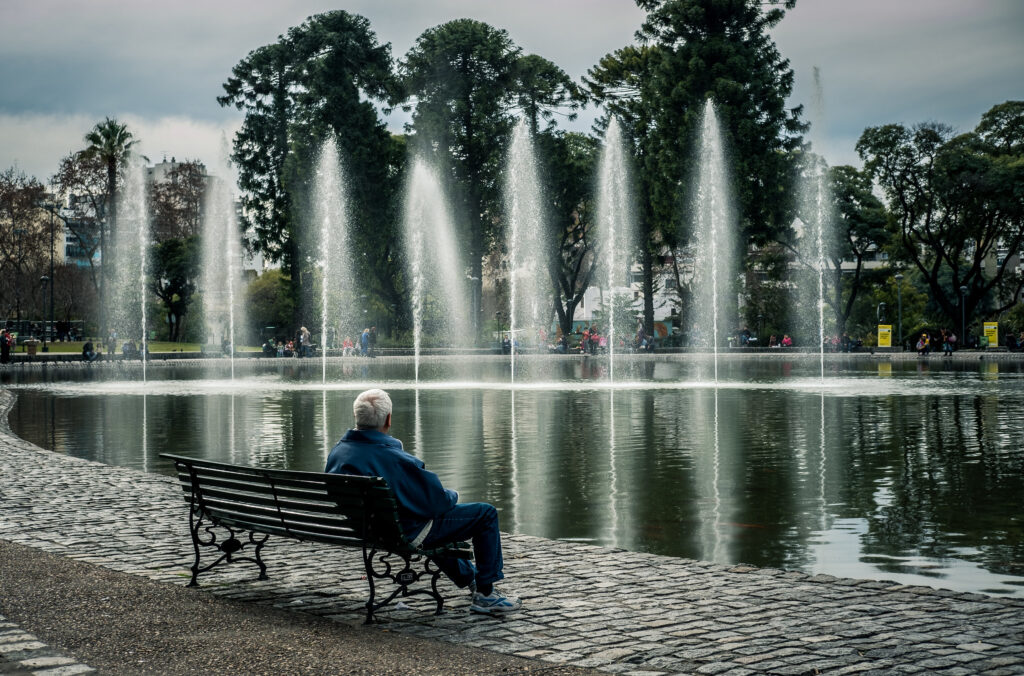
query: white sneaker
[{"left": 470, "top": 588, "right": 523, "bottom": 615}]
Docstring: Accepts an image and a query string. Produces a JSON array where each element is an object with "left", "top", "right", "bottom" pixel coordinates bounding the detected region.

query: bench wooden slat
[
  {"left": 207, "top": 507, "right": 406, "bottom": 550},
  {"left": 176, "top": 480, "right": 382, "bottom": 513},
  {"left": 200, "top": 495, "right": 381, "bottom": 532},
  {"left": 176, "top": 473, "right": 395, "bottom": 506},
  {"left": 206, "top": 517, "right": 370, "bottom": 548},
  {"left": 204, "top": 504, "right": 360, "bottom": 538},
  {"left": 177, "top": 462, "right": 386, "bottom": 491}
]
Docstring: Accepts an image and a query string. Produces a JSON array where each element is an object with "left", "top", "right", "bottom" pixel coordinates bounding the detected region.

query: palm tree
[{"left": 83, "top": 117, "right": 137, "bottom": 339}]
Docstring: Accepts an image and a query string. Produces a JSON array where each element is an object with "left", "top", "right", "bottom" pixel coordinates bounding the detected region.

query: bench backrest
[{"left": 161, "top": 454, "right": 411, "bottom": 552}]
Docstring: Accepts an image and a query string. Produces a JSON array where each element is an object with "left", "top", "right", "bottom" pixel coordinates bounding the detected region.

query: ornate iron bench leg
[
  {"left": 425, "top": 557, "right": 445, "bottom": 615},
  {"left": 362, "top": 543, "right": 379, "bottom": 624},
  {"left": 186, "top": 505, "right": 269, "bottom": 585}
]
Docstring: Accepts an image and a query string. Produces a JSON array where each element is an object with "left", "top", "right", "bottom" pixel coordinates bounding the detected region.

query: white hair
[{"left": 353, "top": 389, "right": 392, "bottom": 430}]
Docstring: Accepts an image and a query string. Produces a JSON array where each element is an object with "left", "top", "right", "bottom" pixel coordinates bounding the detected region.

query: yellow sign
[
  {"left": 877, "top": 324, "right": 892, "bottom": 348},
  {"left": 984, "top": 322, "right": 999, "bottom": 348}
]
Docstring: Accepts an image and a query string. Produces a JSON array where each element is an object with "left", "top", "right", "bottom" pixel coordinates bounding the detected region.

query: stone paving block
[{"left": 32, "top": 666, "right": 96, "bottom": 676}]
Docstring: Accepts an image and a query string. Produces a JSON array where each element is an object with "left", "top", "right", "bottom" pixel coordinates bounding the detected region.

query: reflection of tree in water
[
  {"left": 721, "top": 390, "right": 815, "bottom": 571},
  {"left": 849, "top": 394, "right": 1024, "bottom": 579}
]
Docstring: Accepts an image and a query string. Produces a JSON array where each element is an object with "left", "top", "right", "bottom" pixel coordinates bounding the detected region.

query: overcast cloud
[{"left": 1, "top": 0, "right": 1021, "bottom": 180}]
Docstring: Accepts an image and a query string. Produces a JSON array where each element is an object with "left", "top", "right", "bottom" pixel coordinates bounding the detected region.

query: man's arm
[{"left": 389, "top": 455, "right": 458, "bottom": 520}]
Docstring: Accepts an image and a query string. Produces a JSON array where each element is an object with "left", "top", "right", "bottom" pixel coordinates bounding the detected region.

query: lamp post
[
  {"left": 959, "top": 285, "right": 968, "bottom": 347},
  {"left": 43, "top": 200, "right": 56, "bottom": 349},
  {"left": 757, "top": 313, "right": 764, "bottom": 342},
  {"left": 894, "top": 272, "right": 903, "bottom": 350},
  {"left": 13, "top": 228, "right": 25, "bottom": 329},
  {"left": 467, "top": 274, "right": 480, "bottom": 344},
  {"left": 40, "top": 276, "right": 49, "bottom": 351}
]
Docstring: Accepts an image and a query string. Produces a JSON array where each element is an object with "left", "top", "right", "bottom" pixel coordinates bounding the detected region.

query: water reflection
[{"left": 5, "top": 357, "right": 1024, "bottom": 596}]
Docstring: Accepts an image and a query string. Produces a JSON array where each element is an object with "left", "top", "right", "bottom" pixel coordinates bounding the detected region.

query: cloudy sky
[{"left": 1, "top": 0, "right": 1022, "bottom": 181}]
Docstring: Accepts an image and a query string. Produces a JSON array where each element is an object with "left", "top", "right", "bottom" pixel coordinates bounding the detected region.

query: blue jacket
[{"left": 325, "top": 428, "right": 457, "bottom": 536}]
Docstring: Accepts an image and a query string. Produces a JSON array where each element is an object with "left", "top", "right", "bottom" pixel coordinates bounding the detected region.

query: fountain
[
  {"left": 201, "top": 175, "right": 247, "bottom": 379},
  {"left": 595, "top": 117, "right": 636, "bottom": 382},
  {"left": 402, "top": 156, "right": 469, "bottom": 381},
  {"left": 312, "top": 138, "right": 354, "bottom": 382},
  {"left": 798, "top": 67, "right": 835, "bottom": 382},
  {"left": 110, "top": 157, "right": 150, "bottom": 380},
  {"left": 504, "top": 119, "right": 548, "bottom": 383},
  {"left": 692, "top": 100, "right": 736, "bottom": 383}
]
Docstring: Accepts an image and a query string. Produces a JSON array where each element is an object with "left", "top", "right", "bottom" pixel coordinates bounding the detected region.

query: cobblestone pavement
[
  {"left": 1, "top": 391, "right": 1022, "bottom": 675},
  {"left": 0, "top": 614, "right": 94, "bottom": 675}
]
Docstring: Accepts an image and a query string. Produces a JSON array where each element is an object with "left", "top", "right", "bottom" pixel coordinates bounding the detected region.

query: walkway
[{"left": 1, "top": 390, "right": 1022, "bottom": 675}]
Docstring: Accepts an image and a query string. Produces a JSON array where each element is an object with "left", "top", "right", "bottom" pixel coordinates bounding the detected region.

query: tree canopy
[{"left": 857, "top": 101, "right": 1024, "bottom": 332}]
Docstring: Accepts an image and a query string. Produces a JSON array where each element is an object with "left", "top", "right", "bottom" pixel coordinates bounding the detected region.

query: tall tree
[
  {"left": 536, "top": 131, "right": 602, "bottom": 336},
  {"left": 782, "top": 162, "right": 889, "bottom": 336},
  {"left": 219, "top": 11, "right": 398, "bottom": 326},
  {"left": 585, "top": 45, "right": 660, "bottom": 334},
  {"left": 587, "top": 1, "right": 805, "bottom": 333},
  {"left": 398, "top": 19, "right": 522, "bottom": 338},
  {"left": 51, "top": 151, "right": 108, "bottom": 295},
  {"left": 149, "top": 235, "right": 201, "bottom": 341},
  {"left": 0, "top": 168, "right": 47, "bottom": 323},
  {"left": 150, "top": 160, "right": 206, "bottom": 241},
  {"left": 513, "top": 54, "right": 587, "bottom": 136},
  {"left": 857, "top": 101, "right": 1024, "bottom": 333},
  {"left": 82, "top": 117, "right": 138, "bottom": 334}
]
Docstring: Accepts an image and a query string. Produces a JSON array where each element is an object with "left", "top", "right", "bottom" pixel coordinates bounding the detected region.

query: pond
[{"left": 4, "top": 354, "right": 1023, "bottom": 597}]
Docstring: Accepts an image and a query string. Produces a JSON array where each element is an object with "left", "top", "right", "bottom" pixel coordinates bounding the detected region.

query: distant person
[
  {"left": 368, "top": 326, "right": 377, "bottom": 358},
  {"left": 82, "top": 341, "right": 99, "bottom": 362},
  {"left": 325, "top": 389, "right": 521, "bottom": 615},
  {"left": 781, "top": 334, "right": 793, "bottom": 348},
  {"left": 917, "top": 332, "right": 930, "bottom": 356},
  {"left": 360, "top": 328, "right": 370, "bottom": 356},
  {"left": 0, "top": 329, "right": 12, "bottom": 364},
  {"left": 942, "top": 329, "right": 955, "bottom": 357},
  {"left": 342, "top": 336, "right": 354, "bottom": 357}
]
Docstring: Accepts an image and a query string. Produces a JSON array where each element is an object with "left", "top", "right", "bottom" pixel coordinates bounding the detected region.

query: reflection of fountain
[
  {"left": 504, "top": 119, "right": 548, "bottom": 384},
  {"left": 510, "top": 389, "right": 520, "bottom": 534},
  {"left": 110, "top": 158, "right": 149, "bottom": 380},
  {"left": 202, "top": 177, "right": 246, "bottom": 380},
  {"left": 413, "top": 387, "right": 422, "bottom": 459},
  {"left": 711, "top": 389, "right": 723, "bottom": 562},
  {"left": 693, "top": 100, "right": 735, "bottom": 383},
  {"left": 321, "top": 388, "right": 329, "bottom": 463},
  {"left": 606, "top": 388, "right": 619, "bottom": 547},
  {"left": 403, "top": 157, "right": 468, "bottom": 382},
  {"left": 313, "top": 138, "right": 354, "bottom": 384},
  {"left": 596, "top": 118, "right": 636, "bottom": 383}
]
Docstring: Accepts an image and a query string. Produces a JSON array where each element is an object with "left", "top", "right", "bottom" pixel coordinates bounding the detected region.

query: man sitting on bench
[{"left": 325, "top": 389, "right": 522, "bottom": 615}]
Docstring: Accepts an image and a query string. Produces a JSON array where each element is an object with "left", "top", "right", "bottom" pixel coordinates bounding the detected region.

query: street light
[
  {"left": 959, "top": 285, "right": 968, "bottom": 347},
  {"left": 467, "top": 274, "right": 480, "bottom": 342},
  {"left": 894, "top": 272, "right": 904, "bottom": 350},
  {"left": 40, "top": 276, "right": 50, "bottom": 352},
  {"left": 41, "top": 200, "right": 57, "bottom": 349},
  {"left": 13, "top": 228, "right": 25, "bottom": 328}
]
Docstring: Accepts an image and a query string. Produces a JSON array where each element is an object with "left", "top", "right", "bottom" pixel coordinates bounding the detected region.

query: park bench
[{"left": 161, "top": 453, "right": 472, "bottom": 623}]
